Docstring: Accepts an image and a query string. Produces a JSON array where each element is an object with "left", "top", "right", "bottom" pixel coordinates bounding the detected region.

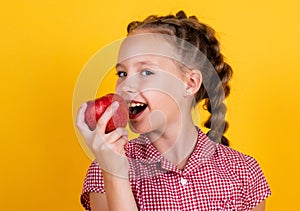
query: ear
[{"left": 185, "top": 69, "right": 202, "bottom": 96}]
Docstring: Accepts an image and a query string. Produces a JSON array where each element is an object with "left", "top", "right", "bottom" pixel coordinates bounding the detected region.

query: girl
[{"left": 76, "top": 11, "right": 271, "bottom": 211}]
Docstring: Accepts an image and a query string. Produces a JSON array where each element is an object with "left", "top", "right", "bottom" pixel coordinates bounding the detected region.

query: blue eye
[
  {"left": 141, "top": 69, "right": 154, "bottom": 76},
  {"left": 116, "top": 71, "right": 127, "bottom": 78}
]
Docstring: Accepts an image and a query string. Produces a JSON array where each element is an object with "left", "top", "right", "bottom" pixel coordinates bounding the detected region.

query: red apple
[{"left": 84, "top": 93, "right": 129, "bottom": 133}]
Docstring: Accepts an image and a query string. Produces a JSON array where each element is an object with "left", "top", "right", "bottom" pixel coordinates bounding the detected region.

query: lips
[{"left": 128, "top": 100, "right": 148, "bottom": 119}]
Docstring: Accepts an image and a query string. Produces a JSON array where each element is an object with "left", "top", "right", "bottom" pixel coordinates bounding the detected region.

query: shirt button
[{"left": 180, "top": 177, "right": 188, "bottom": 186}]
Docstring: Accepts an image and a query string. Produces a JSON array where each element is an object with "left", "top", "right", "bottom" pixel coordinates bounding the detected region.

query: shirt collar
[
  {"left": 126, "top": 127, "right": 218, "bottom": 170},
  {"left": 181, "top": 128, "right": 218, "bottom": 175},
  {"left": 126, "top": 134, "right": 163, "bottom": 164}
]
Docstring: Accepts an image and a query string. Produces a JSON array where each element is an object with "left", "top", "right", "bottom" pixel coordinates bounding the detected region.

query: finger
[
  {"left": 104, "top": 127, "right": 129, "bottom": 144},
  {"left": 76, "top": 102, "right": 89, "bottom": 131},
  {"left": 93, "top": 127, "right": 128, "bottom": 150},
  {"left": 105, "top": 136, "right": 128, "bottom": 156},
  {"left": 96, "top": 101, "right": 119, "bottom": 134},
  {"left": 117, "top": 137, "right": 129, "bottom": 156}
]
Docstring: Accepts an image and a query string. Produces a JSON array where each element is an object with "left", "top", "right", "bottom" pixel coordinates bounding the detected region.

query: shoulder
[
  {"left": 215, "top": 144, "right": 271, "bottom": 209},
  {"left": 84, "top": 160, "right": 103, "bottom": 183},
  {"left": 125, "top": 135, "right": 149, "bottom": 159},
  {"left": 82, "top": 160, "right": 105, "bottom": 193},
  {"left": 212, "top": 143, "right": 266, "bottom": 184},
  {"left": 215, "top": 143, "right": 259, "bottom": 173},
  {"left": 81, "top": 160, "right": 105, "bottom": 210}
]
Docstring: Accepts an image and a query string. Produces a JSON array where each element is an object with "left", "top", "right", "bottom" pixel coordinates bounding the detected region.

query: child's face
[{"left": 115, "top": 34, "right": 192, "bottom": 134}]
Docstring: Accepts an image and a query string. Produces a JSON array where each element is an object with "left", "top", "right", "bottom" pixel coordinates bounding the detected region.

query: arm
[
  {"left": 89, "top": 175, "right": 138, "bottom": 211},
  {"left": 90, "top": 192, "right": 108, "bottom": 211},
  {"left": 251, "top": 200, "right": 266, "bottom": 211},
  {"left": 77, "top": 102, "right": 138, "bottom": 211},
  {"left": 103, "top": 172, "right": 138, "bottom": 211}
]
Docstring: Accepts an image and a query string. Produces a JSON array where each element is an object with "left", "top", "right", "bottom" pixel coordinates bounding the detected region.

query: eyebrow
[
  {"left": 115, "top": 60, "right": 158, "bottom": 69},
  {"left": 115, "top": 63, "right": 124, "bottom": 69}
]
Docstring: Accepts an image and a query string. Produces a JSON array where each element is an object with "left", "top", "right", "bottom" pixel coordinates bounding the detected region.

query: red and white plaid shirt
[{"left": 81, "top": 128, "right": 271, "bottom": 211}]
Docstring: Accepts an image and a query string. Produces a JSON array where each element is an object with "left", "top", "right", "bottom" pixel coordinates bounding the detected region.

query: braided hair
[{"left": 127, "top": 11, "right": 233, "bottom": 146}]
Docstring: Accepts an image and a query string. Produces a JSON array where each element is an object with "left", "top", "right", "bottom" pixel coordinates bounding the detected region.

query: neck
[{"left": 146, "top": 116, "right": 198, "bottom": 170}]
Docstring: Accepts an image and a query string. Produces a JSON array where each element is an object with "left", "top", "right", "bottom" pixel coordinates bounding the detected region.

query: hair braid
[{"left": 127, "top": 11, "right": 233, "bottom": 146}]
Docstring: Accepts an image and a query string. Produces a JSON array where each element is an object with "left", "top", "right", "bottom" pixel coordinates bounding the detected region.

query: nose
[
  {"left": 116, "top": 84, "right": 138, "bottom": 102},
  {"left": 116, "top": 78, "right": 139, "bottom": 98},
  {"left": 115, "top": 72, "right": 140, "bottom": 98},
  {"left": 122, "top": 85, "right": 137, "bottom": 93}
]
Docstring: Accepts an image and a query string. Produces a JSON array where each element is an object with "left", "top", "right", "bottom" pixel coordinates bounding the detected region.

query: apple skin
[{"left": 84, "top": 93, "right": 129, "bottom": 133}]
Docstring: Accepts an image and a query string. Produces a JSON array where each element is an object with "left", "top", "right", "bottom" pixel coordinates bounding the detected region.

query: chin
[
  {"left": 128, "top": 121, "right": 152, "bottom": 135},
  {"left": 128, "top": 121, "right": 142, "bottom": 134}
]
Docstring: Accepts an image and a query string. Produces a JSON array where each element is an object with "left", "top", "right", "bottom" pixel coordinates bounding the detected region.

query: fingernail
[{"left": 111, "top": 101, "right": 119, "bottom": 109}]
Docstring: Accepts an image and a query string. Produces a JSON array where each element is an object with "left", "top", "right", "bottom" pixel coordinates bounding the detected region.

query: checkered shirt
[{"left": 81, "top": 128, "right": 271, "bottom": 211}]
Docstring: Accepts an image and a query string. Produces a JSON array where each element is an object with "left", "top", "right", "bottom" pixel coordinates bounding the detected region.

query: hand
[{"left": 76, "top": 101, "right": 129, "bottom": 178}]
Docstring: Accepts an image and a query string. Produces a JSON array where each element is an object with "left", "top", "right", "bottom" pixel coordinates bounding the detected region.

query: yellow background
[{"left": 1, "top": 0, "right": 299, "bottom": 210}]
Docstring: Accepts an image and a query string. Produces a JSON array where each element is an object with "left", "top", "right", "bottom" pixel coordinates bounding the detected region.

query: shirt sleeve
[
  {"left": 243, "top": 155, "right": 272, "bottom": 210},
  {"left": 80, "top": 160, "right": 105, "bottom": 211}
]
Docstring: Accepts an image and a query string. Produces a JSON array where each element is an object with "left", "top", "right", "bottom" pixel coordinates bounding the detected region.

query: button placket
[
  {"left": 180, "top": 177, "right": 188, "bottom": 186},
  {"left": 180, "top": 172, "right": 188, "bottom": 186}
]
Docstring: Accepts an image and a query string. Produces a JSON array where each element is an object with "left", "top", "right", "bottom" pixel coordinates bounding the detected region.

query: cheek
[
  {"left": 146, "top": 91, "right": 180, "bottom": 112},
  {"left": 150, "top": 94, "right": 183, "bottom": 127},
  {"left": 140, "top": 77, "right": 185, "bottom": 101},
  {"left": 115, "top": 78, "right": 123, "bottom": 89}
]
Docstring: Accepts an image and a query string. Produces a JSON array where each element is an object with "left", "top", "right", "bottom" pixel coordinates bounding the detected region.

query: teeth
[{"left": 128, "top": 102, "right": 145, "bottom": 107}]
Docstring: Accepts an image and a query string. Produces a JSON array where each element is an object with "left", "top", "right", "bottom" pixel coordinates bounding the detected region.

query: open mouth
[{"left": 128, "top": 101, "right": 148, "bottom": 119}]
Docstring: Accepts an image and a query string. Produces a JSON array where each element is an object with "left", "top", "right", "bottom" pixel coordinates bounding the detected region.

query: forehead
[{"left": 117, "top": 33, "right": 180, "bottom": 64}]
